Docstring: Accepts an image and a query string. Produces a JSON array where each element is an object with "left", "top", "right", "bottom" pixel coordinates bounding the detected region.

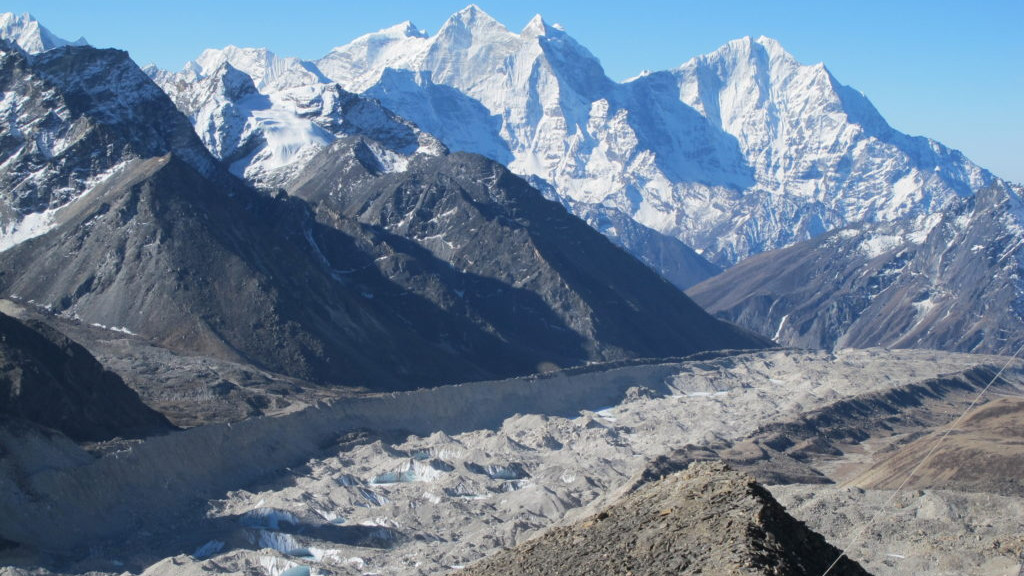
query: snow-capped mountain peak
[
  {"left": 520, "top": 14, "right": 547, "bottom": 37},
  {"left": 0, "top": 12, "right": 87, "bottom": 54},
  {"left": 394, "top": 20, "right": 429, "bottom": 39},
  {"left": 147, "top": 9, "right": 1000, "bottom": 278},
  {"left": 188, "top": 45, "right": 327, "bottom": 91},
  {"left": 427, "top": 5, "right": 521, "bottom": 72},
  {"left": 193, "top": 45, "right": 265, "bottom": 77},
  {"left": 327, "top": 19, "right": 428, "bottom": 56},
  {"left": 203, "top": 10, "right": 990, "bottom": 271},
  {"left": 518, "top": 14, "right": 570, "bottom": 38},
  {"left": 752, "top": 35, "right": 795, "bottom": 60},
  {"left": 318, "top": 23, "right": 430, "bottom": 93},
  {"left": 212, "top": 61, "right": 260, "bottom": 101},
  {"left": 443, "top": 4, "right": 506, "bottom": 32},
  {"left": 153, "top": 39, "right": 445, "bottom": 188},
  {"left": 667, "top": 34, "right": 992, "bottom": 254}
]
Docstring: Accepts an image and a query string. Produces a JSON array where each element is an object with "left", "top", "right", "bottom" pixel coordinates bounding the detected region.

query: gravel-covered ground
[{"left": 772, "top": 484, "right": 1024, "bottom": 576}]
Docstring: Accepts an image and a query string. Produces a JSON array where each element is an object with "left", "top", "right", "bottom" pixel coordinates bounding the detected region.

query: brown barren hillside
[{"left": 847, "top": 396, "right": 1024, "bottom": 497}]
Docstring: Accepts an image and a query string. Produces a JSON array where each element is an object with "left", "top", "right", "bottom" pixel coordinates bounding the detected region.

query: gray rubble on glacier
[{"left": 2, "top": 348, "right": 1021, "bottom": 576}]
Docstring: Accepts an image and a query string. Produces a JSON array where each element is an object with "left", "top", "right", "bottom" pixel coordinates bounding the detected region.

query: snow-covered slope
[
  {"left": 146, "top": 5, "right": 998, "bottom": 278},
  {"left": 0, "top": 12, "right": 86, "bottom": 54},
  {"left": 311, "top": 7, "right": 997, "bottom": 267},
  {"left": 690, "top": 180, "right": 1024, "bottom": 355},
  {"left": 148, "top": 47, "right": 444, "bottom": 189},
  {"left": 672, "top": 36, "right": 993, "bottom": 260}
]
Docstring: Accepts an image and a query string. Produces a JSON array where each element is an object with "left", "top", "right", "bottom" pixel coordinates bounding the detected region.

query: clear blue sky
[{"left": 7, "top": 0, "right": 1023, "bottom": 183}]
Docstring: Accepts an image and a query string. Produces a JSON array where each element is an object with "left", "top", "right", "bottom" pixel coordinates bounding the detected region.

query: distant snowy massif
[
  {"left": 147, "top": 7, "right": 1001, "bottom": 269},
  {"left": 1, "top": 7, "right": 1022, "bottom": 356},
  {"left": 0, "top": 11, "right": 765, "bottom": 388}
]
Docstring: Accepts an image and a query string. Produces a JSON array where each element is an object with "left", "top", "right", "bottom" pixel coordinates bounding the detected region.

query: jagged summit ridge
[
  {"left": 151, "top": 46, "right": 444, "bottom": 188},
  {"left": 0, "top": 12, "right": 86, "bottom": 54},
  {"left": 187, "top": 45, "right": 329, "bottom": 91},
  {"left": 311, "top": 7, "right": 997, "bottom": 267},
  {"left": 443, "top": 3, "right": 506, "bottom": 31},
  {"left": 673, "top": 34, "right": 988, "bottom": 209},
  {"left": 520, "top": 13, "right": 547, "bottom": 36},
  {"left": 142, "top": 5, "right": 999, "bottom": 280}
]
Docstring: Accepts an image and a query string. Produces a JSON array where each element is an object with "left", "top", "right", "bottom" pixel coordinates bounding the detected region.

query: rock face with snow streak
[
  {"left": 689, "top": 180, "right": 1024, "bottom": 355},
  {"left": 0, "top": 42, "right": 214, "bottom": 250}
]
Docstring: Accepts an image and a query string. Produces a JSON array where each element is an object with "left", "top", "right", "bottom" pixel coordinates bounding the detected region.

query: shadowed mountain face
[
  {"left": 689, "top": 182, "right": 1024, "bottom": 355},
  {"left": 0, "top": 42, "right": 766, "bottom": 390},
  {"left": 565, "top": 199, "right": 723, "bottom": 290},
  {"left": 0, "top": 152, "right": 553, "bottom": 389},
  {"left": 0, "top": 42, "right": 214, "bottom": 240},
  {"left": 289, "top": 142, "right": 769, "bottom": 365},
  {"left": 0, "top": 311, "right": 173, "bottom": 441}
]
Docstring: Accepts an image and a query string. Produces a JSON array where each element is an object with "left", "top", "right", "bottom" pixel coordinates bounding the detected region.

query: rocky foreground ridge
[{"left": 459, "top": 460, "right": 870, "bottom": 576}]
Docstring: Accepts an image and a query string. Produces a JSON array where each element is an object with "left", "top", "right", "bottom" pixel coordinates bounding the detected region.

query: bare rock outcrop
[{"left": 459, "top": 460, "right": 871, "bottom": 576}]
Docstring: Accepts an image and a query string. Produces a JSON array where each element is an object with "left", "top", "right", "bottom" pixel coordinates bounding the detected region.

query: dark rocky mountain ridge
[
  {"left": 290, "top": 141, "right": 766, "bottom": 366},
  {"left": 0, "top": 42, "right": 767, "bottom": 392},
  {"left": 0, "top": 310, "right": 173, "bottom": 442},
  {"left": 0, "top": 43, "right": 214, "bottom": 230},
  {"left": 690, "top": 181, "right": 1024, "bottom": 355}
]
